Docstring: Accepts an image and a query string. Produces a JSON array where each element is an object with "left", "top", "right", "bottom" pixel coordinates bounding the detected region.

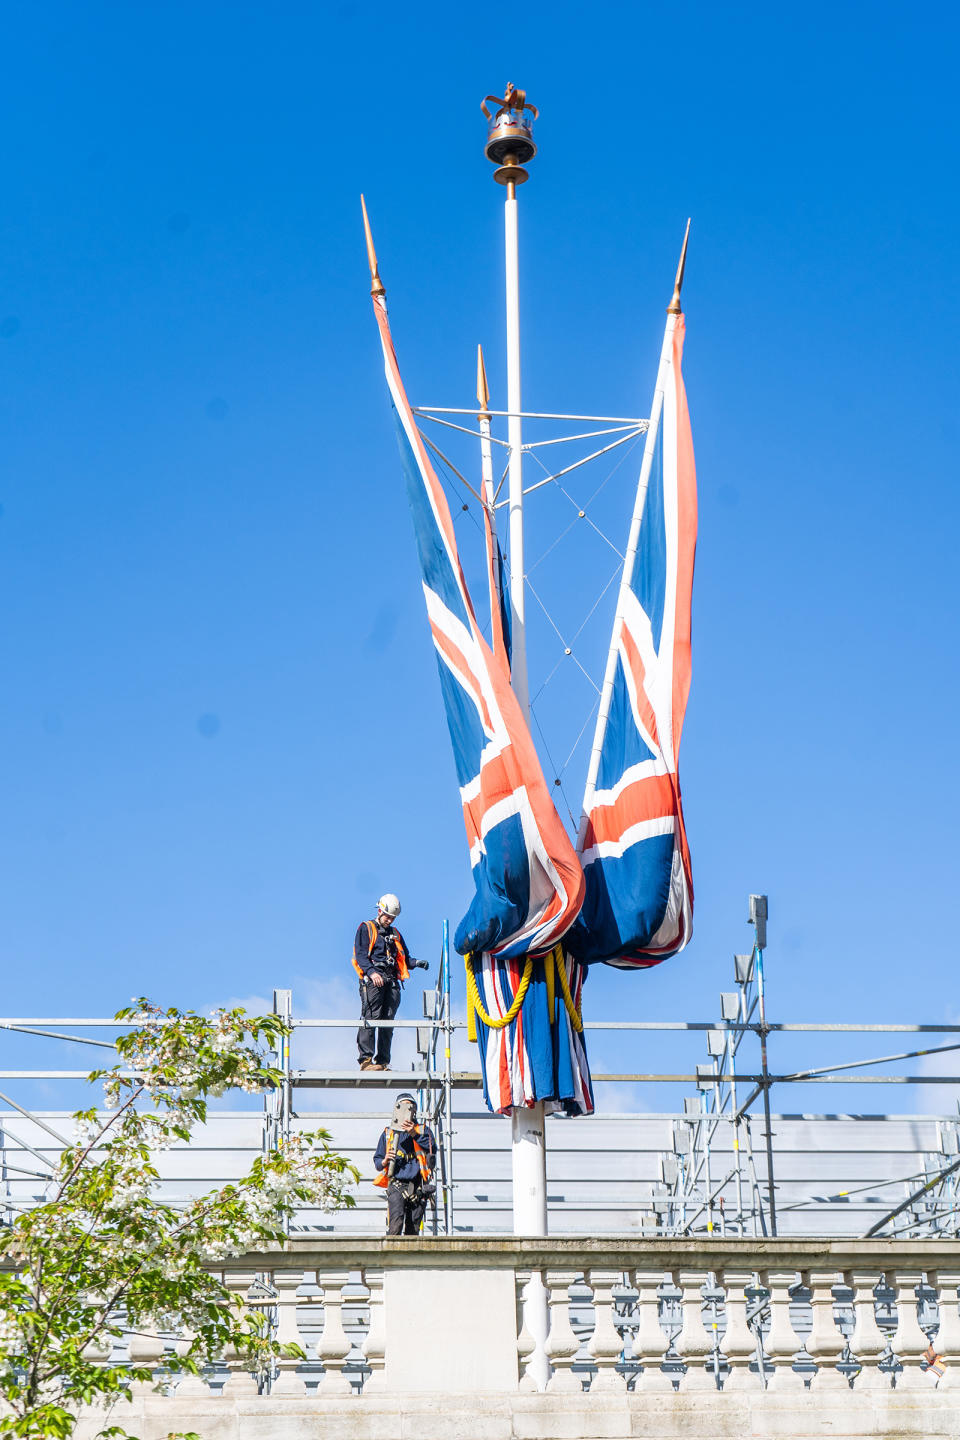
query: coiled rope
[
  {"left": 464, "top": 954, "right": 532, "bottom": 1039},
  {"left": 465, "top": 947, "right": 583, "bottom": 1038}
]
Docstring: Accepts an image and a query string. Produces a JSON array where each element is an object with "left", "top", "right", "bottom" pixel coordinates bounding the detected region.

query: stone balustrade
[{"left": 43, "top": 1238, "right": 960, "bottom": 1437}]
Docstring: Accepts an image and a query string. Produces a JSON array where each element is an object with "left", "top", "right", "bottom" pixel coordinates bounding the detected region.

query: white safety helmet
[{"left": 377, "top": 893, "right": 401, "bottom": 919}]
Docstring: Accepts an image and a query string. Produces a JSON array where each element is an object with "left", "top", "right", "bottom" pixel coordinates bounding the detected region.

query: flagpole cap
[{"left": 482, "top": 83, "right": 538, "bottom": 187}]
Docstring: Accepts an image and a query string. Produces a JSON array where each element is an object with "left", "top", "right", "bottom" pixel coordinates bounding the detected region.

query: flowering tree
[{"left": 0, "top": 1001, "right": 358, "bottom": 1440}]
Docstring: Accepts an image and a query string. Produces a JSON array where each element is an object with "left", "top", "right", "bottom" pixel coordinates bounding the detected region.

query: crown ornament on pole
[{"left": 482, "top": 83, "right": 538, "bottom": 187}]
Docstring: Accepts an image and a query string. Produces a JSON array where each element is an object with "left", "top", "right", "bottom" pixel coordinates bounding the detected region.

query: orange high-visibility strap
[{"left": 352, "top": 919, "right": 410, "bottom": 982}]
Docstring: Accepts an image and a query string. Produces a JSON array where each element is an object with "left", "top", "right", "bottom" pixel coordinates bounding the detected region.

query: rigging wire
[
  {"left": 524, "top": 578, "right": 600, "bottom": 694},
  {"left": 528, "top": 700, "right": 579, "bottom": 833},
  {"left": 419, "top": 414, "right": 642, "bottom": 804}
]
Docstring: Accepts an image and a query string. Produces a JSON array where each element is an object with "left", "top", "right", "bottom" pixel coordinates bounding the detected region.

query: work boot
[{"left": 360, "top": 1058, "right": 375, "bottom": 1071}]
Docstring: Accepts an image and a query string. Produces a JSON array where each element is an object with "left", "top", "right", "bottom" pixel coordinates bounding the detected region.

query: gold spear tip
[
  {"left": 476, "top": 343, "right": 490, "bottom": 413},
  {"left": 360, "top": 194, "right": 385, "bottom": 298},
  {"left": 667, "top": 218, "right": 692, "bottom": 315}
]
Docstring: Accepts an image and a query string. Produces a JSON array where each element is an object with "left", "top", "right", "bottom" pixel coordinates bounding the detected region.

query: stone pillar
[
  {"left": 761, "top": 1268, "right": 803, "bottom": 1391},
  {"left": 270, "top": 1267, "right": 304, "bottom": 1396},
  {"left": 317, "top": 1268, "right": 354, "bottom": 1397},
  {"left": 544, "top": 1270, "right": 582, "bottom": 1393},
  {"left": 361, "top": 1268, "right": 386, "bottom": 1394},
  {"left": 720, "top": 1267, "right": 761, "bottom": 1391},
  {"left": 674, "top": 1268, "right": 716, "bottom": 1390},
  {"left": 846, "top": 1269, "right": 890, "bottom": 1391},
  {"left": 173, "top": 1329, "right": 212, "bottom": 1397},
  {"left": 632, "top": 1268, "right": 671, "bottom": 1393},
  {"left": 930, "top": 1269, "right": 960, "bottom": 1389},
  {"left": 892, "top": 1270, "right": 932, "bottom": 1390},
  {"left": 222, "top": 1268, "right": 260, "bottom": 1397},
  {"left": 803, "top": 1268, "right": 847, "bottom": 1391},
  {"left": 586, "top": 1269, "right": 625, "bottom": 1393},
  {"left": 516, "top": 1271, "right": 538, "bottom": 1393}
]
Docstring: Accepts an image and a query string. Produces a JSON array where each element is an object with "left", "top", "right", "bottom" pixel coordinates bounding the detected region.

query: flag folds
[{"left": 570, "top": 313, "right": 696, "bottom": 969}]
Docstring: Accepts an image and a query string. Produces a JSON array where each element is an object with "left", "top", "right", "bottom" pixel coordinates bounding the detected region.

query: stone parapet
[{"left": 13, "top": 1237, "right": 960, "bottom": 1436}]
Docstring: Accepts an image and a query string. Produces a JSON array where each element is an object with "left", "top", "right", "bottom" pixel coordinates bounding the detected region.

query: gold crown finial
[
  {"left": 476, "top": 343, "right": 490, "bottom": 413},
  {"left": 667, "top": 218, "right": 691, "bottom": 314},
  {"left": 360, "top": 195, "right": 385, "bottom": 298}
]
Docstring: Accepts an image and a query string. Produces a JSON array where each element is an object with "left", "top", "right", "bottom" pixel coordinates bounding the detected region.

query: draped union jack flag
[
  {"left": 369, "top": 281, "right": 584, "bottom": 969},
  {"left": 368, "top": 271, "right": 592, "bottom": 1114},
  {"left": 571, "top": 311, "right": 696, "bottom": 969}
]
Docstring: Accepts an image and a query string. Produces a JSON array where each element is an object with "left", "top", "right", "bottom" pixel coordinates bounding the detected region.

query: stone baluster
[
  {"left": 803, "top": 1268, "right": 846, "bottom": 1390},
  {"left": 516, "top": 1271, "right": 538, "bottom": 1393},
  {"left": 125, "top": 1324, "right": 163, "bottom": 1398},
  {"left": 929, "top": 1270, "right": 960, "bottom": 1388},
  {"left": 544, "top": 1270, "right": 582, "bottom": 1393},
  {"left": 760, "top": 1269, "right": 803, "bottom": 1391},
  {"left": 173, "top": 1329, "right": 212, "bottom": 1397},
  {"left": 360, "top": 1268, "right": 386, "bottom": 1394},
  {"left": 720, "top": 1268, "right": 761, "bottom": 1390},
  {"left": 269, "top": 1268, "right": 304, "bottom": 1396},
  {"left": 222, "top": 1268, "right": 261, "bottom": 1396},
  {"left": 891, "top": 1270, "right": 931, "bottom": 1390},
  {"left": 631, "top": 1268, "right": 671, "bottom": 1392},
  {"left": 674, "top": 1268, "right": 716, "bottom": 1390},
  {"left": 317, "top": 1269, "right": 354, "bottom": 1396},
  {"left": 586, "top": 1269, "right": 625, "bottom": 1392},
  {"left": 846, "top": 1270, "right": 890, "bottom": 1390}
]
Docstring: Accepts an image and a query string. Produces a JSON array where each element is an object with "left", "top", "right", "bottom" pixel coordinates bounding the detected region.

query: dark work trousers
[
  {"left": 357, "top": 977, "right": 401, "bottom": 1067},
  {"left": 386, "top": 1179, "right": 427, "bottom": 1236}
]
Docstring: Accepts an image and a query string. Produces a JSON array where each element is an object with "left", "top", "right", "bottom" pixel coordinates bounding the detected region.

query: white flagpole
[
  {"left": 504, "top": 183, "right": 530, "bottom": 715},
  {"left": 483, "top": 84, "right": 550, "bottom": 1389},
  {"left": 503, "top": 168, "right": 550, "bottom": 1385},
  {"left": 577, "top": 222, "right": 691, "bottom": 846}
]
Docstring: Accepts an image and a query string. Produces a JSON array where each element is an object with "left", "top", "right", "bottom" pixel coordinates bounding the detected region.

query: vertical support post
[
  {"left": 273, "top": 988, "right": 293, "bottom": 1147},
  {"left": 727, "top": 1003, "right": 746, "bottom": 1235},
  {"left": 750, "top": 895, "right": 776, "bottom": 1236},
  {"left": 271, "top": 987, "right": 294, "bottom": 1248},
  {"left": 442, "top": 917, "right": 454, "bottom": 1237}
]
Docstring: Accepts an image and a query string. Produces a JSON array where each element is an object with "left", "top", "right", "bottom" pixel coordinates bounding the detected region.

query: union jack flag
[
  {"left": 571, "top": 311, "right": 697, "bottom": 968},
  {"left": 369, "top": 287, "right": 585, "bottom": 968}
]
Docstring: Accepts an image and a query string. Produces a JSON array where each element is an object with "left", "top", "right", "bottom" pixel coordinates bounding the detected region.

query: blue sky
[{"left": 2, "top": 2, "right": 959, "bottom": 1114}]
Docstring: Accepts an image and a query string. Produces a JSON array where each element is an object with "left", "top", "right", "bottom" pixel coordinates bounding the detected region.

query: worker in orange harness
[
  {"left": 373, "top": 1092, "right": 437, "bottom": 1235},
  {"left": 352, "top": 893, "right": 427, "bottom": 1071}
]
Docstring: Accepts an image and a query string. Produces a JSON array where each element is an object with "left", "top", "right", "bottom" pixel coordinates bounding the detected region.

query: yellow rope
[
  {"left": 464, "top": 953, "right": 534, "bottom": 1030},
  {"left": 466, "top": 973, "right": 478, "bottom": 1043},
  {"left": 544, "top": 946, "right": 556, "bottom": 1023},
  {"left": 553, "top": 946, "right": 584, "bottom": 1033}
]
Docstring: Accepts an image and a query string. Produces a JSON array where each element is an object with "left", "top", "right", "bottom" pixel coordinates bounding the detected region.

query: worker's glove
[{"left": 408, "top": 957, "right": 430, "bottom": 971}]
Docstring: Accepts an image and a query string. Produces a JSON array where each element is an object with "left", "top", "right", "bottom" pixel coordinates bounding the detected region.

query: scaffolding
[{"left": 3, "top": 893, "right": 960, "bottom": 1239}]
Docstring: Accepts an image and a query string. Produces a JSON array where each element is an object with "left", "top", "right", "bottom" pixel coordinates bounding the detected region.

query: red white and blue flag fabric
[
  {"left": 474, "top": 950, "right": 592, "bottom": 1116},
  {"left": 370, "top": 284, "right": 592, "bottom": 1114},
  {"left": 570, "top": 312, "right": 696, "bottom": 969}
]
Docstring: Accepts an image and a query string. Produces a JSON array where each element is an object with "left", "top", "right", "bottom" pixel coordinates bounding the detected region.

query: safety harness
[
  {"left": 351, "top": 919, "right": 410, "bottom": 982},
  {"left": 372, "top": 1125, "right": 432, "bottom": 1189}
]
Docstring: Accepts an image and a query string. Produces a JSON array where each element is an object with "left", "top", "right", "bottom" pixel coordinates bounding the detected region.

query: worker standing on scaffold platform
[
  {"left": 373, "top": 1092, "right": 437, "bottom": 1235},
  {"left": 352, "top": 893, "right": 426, "bottom": 1071}
]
